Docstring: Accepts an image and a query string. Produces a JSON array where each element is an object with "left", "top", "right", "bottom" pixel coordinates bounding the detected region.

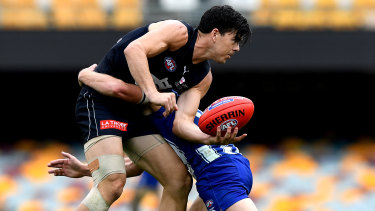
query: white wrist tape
[{"left": 137, "top": 91, "right": 150, "bottom": 105}]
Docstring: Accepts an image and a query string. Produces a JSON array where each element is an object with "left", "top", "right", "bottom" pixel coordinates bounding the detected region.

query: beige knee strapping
[
  {"left": 123, "top": 134, "right": 165, "bottom": 164},
  {"left": 84, "top": 135, "right": 118, "bottom": 153},
  {"left": 82, "top": 187, "right": 109, "bottom": 211},
  {"left": 88, "top": 154, "right": 126, "bottom": 186}
]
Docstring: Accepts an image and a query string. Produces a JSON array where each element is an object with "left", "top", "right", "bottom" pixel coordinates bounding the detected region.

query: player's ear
[{"left": 211, "top": 28, "right": 219, "bottom": 42}]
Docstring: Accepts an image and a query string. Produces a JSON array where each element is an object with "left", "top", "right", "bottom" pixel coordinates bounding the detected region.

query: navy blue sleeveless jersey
[
  {"left": 75, "top": 21, "right": 210, "bottom": 142},
  {"left": 95, "top": 21, "right": 210, "bottom": 95}
]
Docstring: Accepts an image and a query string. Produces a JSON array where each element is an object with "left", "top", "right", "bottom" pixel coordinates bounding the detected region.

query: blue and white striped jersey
[{"left": 148, "top": 108, "right": 241, "bottom": 178}]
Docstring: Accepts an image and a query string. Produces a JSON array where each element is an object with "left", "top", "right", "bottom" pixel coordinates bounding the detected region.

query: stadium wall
[{"left": 1, "top": 29, "right": 375, "bottom": 71}]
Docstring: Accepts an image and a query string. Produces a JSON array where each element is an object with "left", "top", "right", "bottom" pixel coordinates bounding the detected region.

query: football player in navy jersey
[
  {"left": 72, "top": 5, "right": 251, "bottom": 211},
  {"left": 49, "top": 66, "right": 258, "bottom": 210}
]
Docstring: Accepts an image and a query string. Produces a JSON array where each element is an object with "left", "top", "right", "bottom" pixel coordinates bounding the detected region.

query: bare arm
[
  {"left": 173, "top": 71, "right": 247, "bottom": 145},
  {"left": 47, "top": 152, "right": 143, "bottom": 178},
  {"left": 47, "top": 151, "right": 91, "bottom": 178},
  {"left": 78, "top": 64, "right": 143, "bottom": 104},
  {"left": 124, "top": 20, "right": 188, "bottom": 116}
]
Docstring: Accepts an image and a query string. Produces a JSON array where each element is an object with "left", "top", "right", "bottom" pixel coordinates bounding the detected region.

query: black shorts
[{"left": 75, "top": 86, "right": 157, "bottom": 143}]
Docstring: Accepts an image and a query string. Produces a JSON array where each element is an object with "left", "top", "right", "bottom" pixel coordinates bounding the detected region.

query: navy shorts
[
  {"left": 75, "top": 86, "right": 157, "bottom": 143},
  {"left": 195, "top": 154, "right": 253, "bottom": 210}
]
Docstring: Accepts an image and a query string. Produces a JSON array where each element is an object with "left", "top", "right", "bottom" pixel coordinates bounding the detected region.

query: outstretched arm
[
  {"left": 173, "top": 71, "right": 247, "bottom": 145},
  {"left": 78, "top": 64, "right": 144, "bottom": 104},
  {"left": 47, "top": 152, "right": 143, "bottom": 178},
  {"left": 47, "top": 151, "right": 90, "bottom": 178}
]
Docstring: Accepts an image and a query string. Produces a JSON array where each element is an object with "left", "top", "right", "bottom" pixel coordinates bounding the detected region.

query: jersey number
[
  {"left": 196, "top": 145, "right": 239, "bottom": 163},
  {"left": 152, "top": 74, "right": 172, "bottom": 90}
]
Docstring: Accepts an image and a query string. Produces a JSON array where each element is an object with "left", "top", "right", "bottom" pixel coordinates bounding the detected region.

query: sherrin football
[{"left": 198, "top": 96, "right": 254, "bottom": 136}]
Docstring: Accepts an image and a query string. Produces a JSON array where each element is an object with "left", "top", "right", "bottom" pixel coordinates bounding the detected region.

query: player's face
[{"left": 213, "top": 31, "right": 240, "bottom": 64}]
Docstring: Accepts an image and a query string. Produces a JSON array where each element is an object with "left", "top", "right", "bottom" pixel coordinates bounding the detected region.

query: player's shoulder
[
  {"left": 150, "top": 20, "right": 189, "bottom": 35},
  {"left": 164, "top": 19, "right": 188, "bottom": 26},
  {"left": 149, "top": 20, "right": 190, "bottom": 50}
]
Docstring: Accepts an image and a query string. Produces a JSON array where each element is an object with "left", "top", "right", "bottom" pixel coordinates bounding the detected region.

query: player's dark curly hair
[{"left": 198, "top": 5, "right": 251, "bottom": 46}]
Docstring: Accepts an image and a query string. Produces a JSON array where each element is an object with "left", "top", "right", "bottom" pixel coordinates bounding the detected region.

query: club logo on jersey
[
  {"left": 183, "top": 65, "right": 189, "bottom": 75},
  {"left": 220, "top": 119, "right": 238, "bottom": 130},
  {"left": 100, "top": 120, "right": 128, "bottom": 131},
  {"left": 175, "top": 76, "right": 188, "bottom": 91},
  {"left": 206, "top": 200, "right": 214, "bottom": 208},
  {"left": 179, "top": 76, "right": 185, "bottom": 84},
  {"left": 208, "top": 99, "right": 234, "bottom": 111},
  {"left": 164, "top": 57, "right": 177, "bottom": 72}
]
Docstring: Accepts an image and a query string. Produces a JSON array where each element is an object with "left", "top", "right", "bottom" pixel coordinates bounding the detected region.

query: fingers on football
[
  {"left": 225, "top": 127, "right": 232, "bottom": 136},
  {"left": 231, "top": 127, "right": 239, "bottom": 139},
  {"left": 216, "top": 126, "right": 221, "bottom": 137},
  {"left": 224, "top": 127, "right": 233, "bottom": 144},
  {"left": 235, "top": 133, "right": 247, "bottom": 142}
]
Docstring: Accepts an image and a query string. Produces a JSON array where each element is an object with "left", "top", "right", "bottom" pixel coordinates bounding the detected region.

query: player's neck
[{"left": 192, "top": 31, "right": 214, "bottom": 64}]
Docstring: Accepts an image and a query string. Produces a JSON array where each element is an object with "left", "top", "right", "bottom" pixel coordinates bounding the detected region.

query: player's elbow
[
  {"left": 111, "top": 82, "right": 128, "bottom": 97},
  {"left": 172, "top": 118, "right": 184, "bottom": 137},
  {"left": 124, "top": 41, "right": 142, "bottom": 58},
  {"left": 77, "top": 71, "right": 84, "bottom": 82},
  {"left": 123, "top": 44, "right": 133, "bottom": 57},
  {"left": 77, "top": 70, "right": 89, "bottom": 85}
]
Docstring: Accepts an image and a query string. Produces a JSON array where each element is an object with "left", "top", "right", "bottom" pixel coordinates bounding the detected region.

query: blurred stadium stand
[
  {"left": 0, "top": 0, "right": 375, "bottom": 30},
  {"left": 1, "top": 0, "right": 375, "bottom": 70},
  {"left": 1, "top": 0, "right": 375, "bottom": 210},
  {"left": 1, "top": 138, "right": 375, "bottom": 210}
]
